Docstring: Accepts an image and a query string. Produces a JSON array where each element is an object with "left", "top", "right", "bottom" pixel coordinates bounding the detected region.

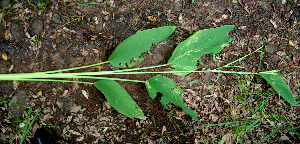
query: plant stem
[
  {"left": 76, "top": 64, "right": 168, "bottom": 75},
  {"left": 83, "top": 69, "right": 258, "bottom": 75},
  {"left": 217, "top": 43, "right": 264, "bottom": 70},
  {"left": 0, "top": 67, "right": 262, "bottom": 84},
  {"left": 1, "top": 61, "right": 279, "bottom": 84},
  {"left": 38, "top": 61, "right": 110, "bottom": 74},
  {"left": 14, "top": 78, "right": 94, "bottom": 84},
  {"left": 1, "top": 77, "right": 144, "bottom": 84}
]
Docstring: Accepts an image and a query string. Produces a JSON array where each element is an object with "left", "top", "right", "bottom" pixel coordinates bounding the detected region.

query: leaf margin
[
  {"left": 94, "top": 79, "right": 147, "bottom": 120},
  {"left": 259, "top": 72, "right": 299, "bottom": 106},
  {"left": 145, "top": 76, "right": 200, "bottom": 122},
  {"left": 108, "top": 26, "right": 176, "bottom": 68}
]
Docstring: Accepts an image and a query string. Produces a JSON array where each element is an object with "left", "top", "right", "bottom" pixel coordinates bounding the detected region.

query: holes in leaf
[{"left": 154, "top": 92, "right": 163, "bottom": 102}]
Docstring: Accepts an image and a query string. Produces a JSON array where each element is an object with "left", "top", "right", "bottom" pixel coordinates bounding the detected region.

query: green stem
[
  {"left": 3, "top": 77, "right": 144, "bottom": 84},
  {"left": 76, "top": 64, "right": 168, "bottom": 75},
  {"left": 29, "top": 77, "right": 144, "bottom": 83},
  {"left": 36, "top": 61, "right": 110, "bottom": 74},
  {"left": 0, "top": 69, "right": 258, "bottom": 84},
  {"left": 15, "top": 78, "right": 94, "bottom": 84},
  {"left": 74, "top": 69, "right": 257, "bottom": 75},
  {"left": 0, "top": 63, "right": 166, "bottom": 79},
  {"left": 217, "top": 43, "right": 264, "bottom": 70},
  {"left": 2, "top": 63, "right": 277, "bottom": 84}
]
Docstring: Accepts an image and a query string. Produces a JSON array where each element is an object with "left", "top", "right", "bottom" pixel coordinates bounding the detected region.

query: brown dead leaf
[
  {"left": 50, "top": 33, "right": 61, "bottom": 39},
  {"left": 276, "top": 51, "right": 286, "bottom": 57},
  {"left": 25, "top": 32, "right": 31, "bottom": 39},
  {"left": 42, "top": 113, "right": 54, "bottom": 120},
  {"left": 13, "top": 81, "right": 19, "bottom": 90},
  {"left": 76, "top": 136, "right": 84, "bottom": 142},
  {"left": 62, "top": 33, "right": 71, "bottom": 39},
  {"left": 117, "top": 135, "right": 124, "bottom": 142},
  {"left": 92, "top": 49, "right": 99, "bottom": 53},
  {"left": 91, "top": 35, "right": 98, "bottom": 40},
  {"left": 118, "top": 7, "right": 128, "bottom": 13},
  {"left": 66, "top": 115, "right": 73, "bottom": 123},
  {"left": 104, "top": 101, "right": 111, "bottom": 110},
  {"left": 222, "top": 14, "right": 229, "bottom": 19},
  {"left": 103, "top": 15, "right": 109, "bottom": 21},
  {"left": 62, "top": 90, "right": 69, "bottom": 97},
  {"left": 162, "top": 126, "right": 167, "bottom": 135},
  {"left": 69, "top": 129, "right": 81, "bottom": 135},
  {"left": 80, "top": 49, "right": 88, "bottom": 56},
  {"left": 210, "top": 114, "right": 219, "bottom": 122},
  {"left": 270, "top": 19, "right": 278, "bottom": 28},
  {"left": 81, "top": 90, "right": 89, "bottom": 99},
  {"left": 102, "top": 10, "right": 110, "bottom": 15},
  {"left": 94, "top": 16, "right": 100, "bottom": 24},
  {"left": 8, "top": 65, "right": 14, "bottom": 72}
]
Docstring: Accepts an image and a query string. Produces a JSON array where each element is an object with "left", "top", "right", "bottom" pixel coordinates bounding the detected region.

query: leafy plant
[
  {"left": 0, "top": 26, "right": 298, "bottom": 122},
  {"left": 37, "top": 0, "right": 50, "bottom": 13}
]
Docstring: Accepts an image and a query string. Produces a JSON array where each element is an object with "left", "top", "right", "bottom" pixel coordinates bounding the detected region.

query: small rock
[
  {"left": 265, "top": 44, "right": 277, "bottom": 54},
  {"left": 52, "top": 14, "right": 61, "bottom": 23},
  {"left": 10, "top": 21, "right": 25, "bottom": 42},
  {"left": 8, "top": 91, "right": 29, "bottom": 118},
  {"left": 56, "top": 101, "right": 63, "bottom": 109},
  {"left": 203, "top": 74, "right": 212, "bottom": 85},
  {"left": 43, "top": 107, "right": 52, "bottom": 113},
  {"left": 30, "top": 19, "right": 44, "bottom": 36},
  {"left": 276, "top": 51, "right": 286, "bottom": 57},
  {"left": 70, "top": 105, "right": 82, "bottom": 113},
  {"left": 57, "top": 97, "right": 75, "bottom": 111}
]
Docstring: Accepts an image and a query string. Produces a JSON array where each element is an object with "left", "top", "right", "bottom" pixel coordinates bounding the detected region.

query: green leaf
[
  {"left": 108, "top": 26, "right": 176, "bottom": 68},
  {"left": 168, "top": 25, "right": 235, "bottom": 75},
  {"left": 260, "top": 72, "right": 299, "bottom": 106},
  {"left": 94, "top": 80, "right": 146, "bottom": 120},
  {"left": 145, "top": 76, "right": 200, "bottom": 122}
]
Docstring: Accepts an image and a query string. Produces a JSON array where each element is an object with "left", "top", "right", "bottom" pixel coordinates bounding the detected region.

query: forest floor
[{"left": 0, "top": 0, "right": 299, "bottom": 143}]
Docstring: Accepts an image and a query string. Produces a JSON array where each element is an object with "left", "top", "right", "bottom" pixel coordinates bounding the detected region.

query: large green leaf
[
  {"left": 108, "top": 26, "right": 176, "bottom": 68},
  {"left": 145, "top": 76, "right": 200, "bottom": 122},
  {"left": 94, "top": 80, "right": 146, "bottom": 120},
  {"left": 260, "top": 72, "right": 299, "bottom": 106},
  {"left": 168, "top": 25, "right": 235, "bottom": 75}
]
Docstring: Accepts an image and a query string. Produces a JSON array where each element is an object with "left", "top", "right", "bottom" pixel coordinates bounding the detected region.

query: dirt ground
[{"left": 0, "top": 0, "right": 299, "bottom": 143}]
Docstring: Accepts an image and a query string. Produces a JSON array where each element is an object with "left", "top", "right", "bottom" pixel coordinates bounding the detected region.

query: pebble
[
  {"left": 10, "top": 21, "right": 24, "bottom": 42},
  {"left": 52, "top": 14, "right": 61, "bottom": 23},
  {"left": 30, "top": 19, "right": 44, "bottom": 36}
]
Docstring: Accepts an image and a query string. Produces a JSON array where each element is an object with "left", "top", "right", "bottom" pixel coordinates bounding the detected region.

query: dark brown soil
[{"left": 0, "top": 0, "right": 299, "bottom": 143}]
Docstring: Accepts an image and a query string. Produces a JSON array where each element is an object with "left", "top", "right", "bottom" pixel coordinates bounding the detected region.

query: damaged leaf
[
  {"left": 168, "top": 25, "right": 234, "bottom": 75},
  {"left": 145, "top": 76, "right": 200, "bottom": 122},
  {"left": 108, "top": 26, "right": 176, "bottom": 68}
]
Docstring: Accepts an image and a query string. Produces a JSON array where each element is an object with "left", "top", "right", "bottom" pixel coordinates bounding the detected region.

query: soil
[{"left": 0, "top": 0, "right": 299, "bottom": 143}]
